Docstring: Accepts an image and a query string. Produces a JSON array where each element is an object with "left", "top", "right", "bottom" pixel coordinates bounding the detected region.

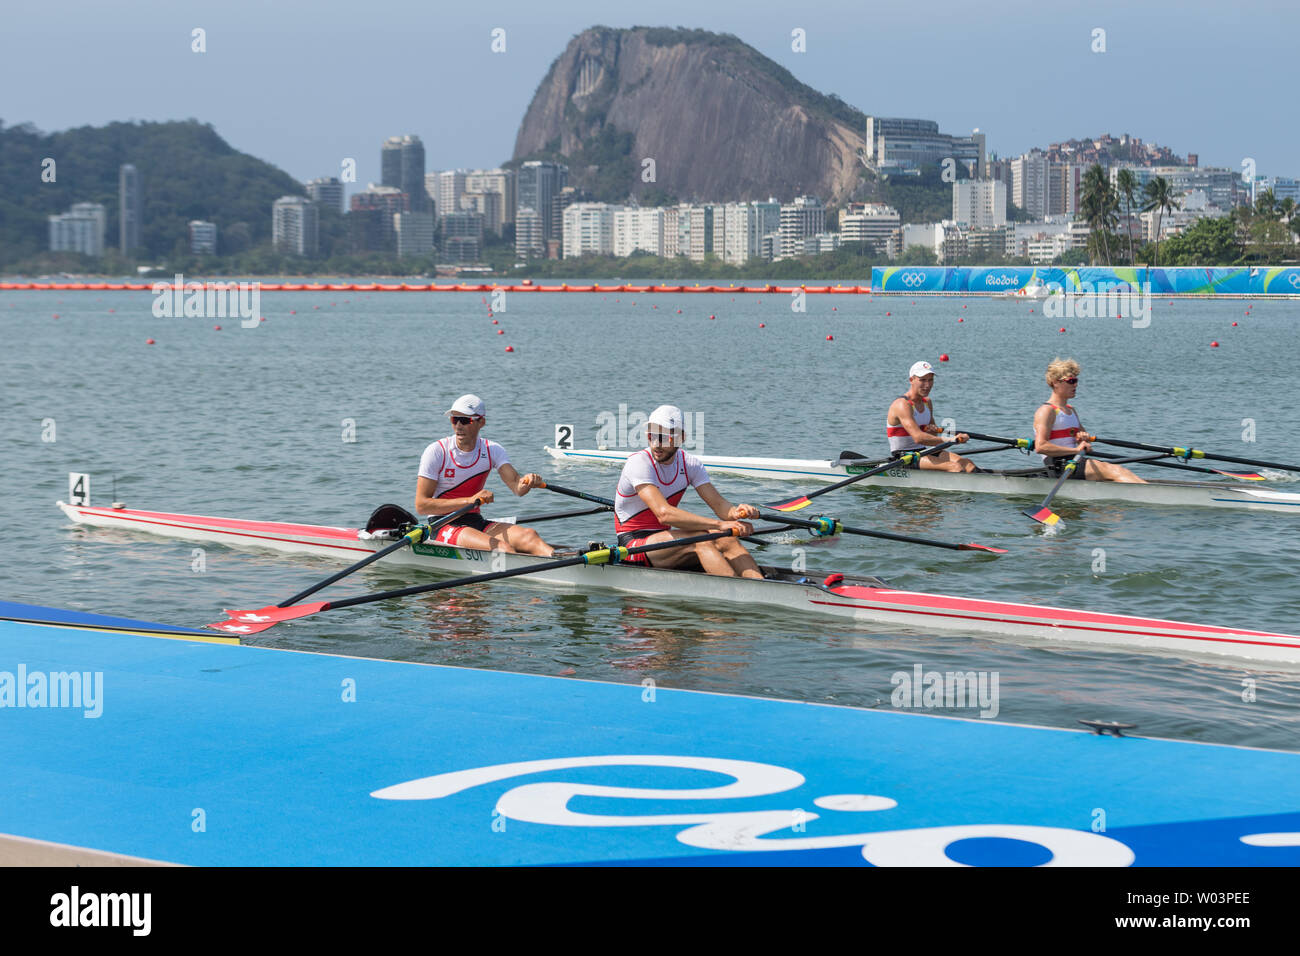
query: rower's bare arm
[
  {"left": 415, "top": 476, "right": 492, "bottom": 515},
  {"left": 1033, "top": 406, "right": 1086, "bottom": 457},
  {"left": 697, "top": 483, "right": 759, "bottom": 522},
  {"left": 892, "top": 399, "right": 944, "bottom": 446},
  {"left": 635, "top": 483, "right": 720, "bottom": 532},
  {"left": 497, "top": 463, "right": 540, "bottom": 496}
]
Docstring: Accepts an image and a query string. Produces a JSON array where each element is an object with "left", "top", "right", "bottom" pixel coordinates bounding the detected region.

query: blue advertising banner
[{"left": 872, "top": 266, "right": 1300, "bottom": 295}]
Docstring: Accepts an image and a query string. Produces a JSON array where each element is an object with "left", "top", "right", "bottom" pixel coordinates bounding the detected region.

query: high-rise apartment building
[
  {"left": 465, "top": 168, "right": 515, "bottom": 233},
  {"left": 778, "top": 196, "right": 825, "bottom": 259},
  {"left": 382, "top": 135, "right": 428, "bottom": 212},
  {"left": 952, "top": 180, "right": 1007, "bottom": 228},
  {"left": 517, "top": 161, "right": 568, "bottom": 242},
  {"left": 272, "top": 196, "right": 319, "bottom": 256},
  {"left": 1011, "top": 151, "right": 1049, "bottom": 219},
  {"left": 865, "top": 117, "right": 985, "bottom": 177},
  {"left": 442, "top": 211, "right": 484, "bottom": 262},
  {"left": 349, "top": 185, "right": 408, "bottom": 252},
  {"left": 612, "top": 207, "right": 665, "bottom": 257},
  {"left": 305, "top": 177, "right": 345, "bottom": 214},
  {"left": 562, "top": 203, "right": 618, "bottom": 258},
  {"left": 395, "top": 212, "right": 435, "bottom": 258},
  {"left": 119, "top": 164, "right": 142, "bottom": 254},
  {"left": 515, "top": 208, "right": 544, "bottom": 257}
]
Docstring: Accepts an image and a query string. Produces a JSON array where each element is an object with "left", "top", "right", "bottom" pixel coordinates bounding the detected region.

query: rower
[
  {"left": 886, "top": 361, "right": 976, "bottom": 472},
  {"left": 415, "top": 394, "right": 556, "bottom": 555},
  {"left": 614, "top": 405, "right": 763, "bottom": 578},
  {"left": 1033, "top": 359, "right": 1146, "bottom": 483}
]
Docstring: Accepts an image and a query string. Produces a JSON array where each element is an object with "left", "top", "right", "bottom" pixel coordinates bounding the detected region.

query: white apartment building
[
  {"left": 515, "top": 207, "right": 544, "bottom": 257},
  {"left": 952, "top": 180, "right": 1007, "bottom": 228},
  {"left": 613, "top": 207, "right": 665, "bottom": 257},
  {"left": 839, "top": 203, "right": 901, "bottom": 258},
  {"left": 272, "top": 196, "right": 318, "bottom": 256},
  {"left": 562, "top": 202, "right": 619, "bottom": 257},
  {"left": 48, "top": 202, "right": 107, "bottom": 256},
  {"left": 778, "top": 196, "right": 825, "bottom": 259}
]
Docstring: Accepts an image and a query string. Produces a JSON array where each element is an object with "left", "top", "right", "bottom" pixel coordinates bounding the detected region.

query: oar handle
[
  {"left": 963, "top": 431, "right": 1032, "bottom": 449},
  {"left": 537, "top": 479, "right": 615, "bottom": 507},
  {"left": 767, "top": 441, "right": 960, "bottom": 511}
]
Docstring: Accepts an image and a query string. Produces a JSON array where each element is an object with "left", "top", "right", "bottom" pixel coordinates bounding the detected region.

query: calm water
[{"left": 3, "top": 286, "right": 1299, "bottom": 750}]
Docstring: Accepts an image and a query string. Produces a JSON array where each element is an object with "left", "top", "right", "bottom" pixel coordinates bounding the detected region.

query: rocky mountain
[{"left": 512, "top": 27, "right": 866, "bottom": 205}]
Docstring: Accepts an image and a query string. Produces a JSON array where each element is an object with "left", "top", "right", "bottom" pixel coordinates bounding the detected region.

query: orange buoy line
[{"left": 0, "top": 281, "right": 877, "bottom": 294}]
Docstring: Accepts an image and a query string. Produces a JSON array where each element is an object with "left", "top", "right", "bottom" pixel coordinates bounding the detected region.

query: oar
[
  {"left": 767, "top": 442, "right": 961, "bottom": 513},
  {"left": 834, "top": 443, "right": 1014, "bottom": 466},
  {"left": 535, "top": 479, "right": 615, "bottom": 507},
  {"left": 496, "top": 505, "right": 612, "bottom": 524},
  {"left": 1091, "top": 436, "right": 1300, "bottom": 475},
  {"left": 759, "top": 511, "right": 1007, "bottom": 554},
  {"left": 208, "top": 527, "right": 769, "bottom": 635},
  {"left": 1087, "top": 450, "right": 1263, "bottom": 480},
  {"left": 1024, "top": 450, "right": 1087, "bottom": 526},
  {"left": 275, "top": 501, "right": 482, "bottom": 607},
  {"left": 962, "top": 431, "right": 1033, "bottom": 450}
]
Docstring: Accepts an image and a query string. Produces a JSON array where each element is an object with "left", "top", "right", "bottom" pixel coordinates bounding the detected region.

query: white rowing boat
[
  {"left": 56, "top": 501, "right": 1300, "bottom": 664},
  {"left": 544, "top": 446, "right": 1300, "bottom": 513}
]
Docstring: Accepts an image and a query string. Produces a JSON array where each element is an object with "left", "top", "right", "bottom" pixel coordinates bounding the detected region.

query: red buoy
[
  {"left": 885, "top": 312, "right": 891, "bottom": 316},
  {"left": 505, "top": 345, "right": 514, "bottom": 352},
  {"left": 709, "top": 314, "right": 716, "bottom": 320},
  {"left": 145, "top": 338, "right": 155, "bottom": 345},
  {"left": 958, "top": 318, "right": 964, "bottom": 322},
  {"left": 214, "top": 325, "right": 221, "bottom": 330},
  {"left": 759, "top": 323, "right": 765, "bottom": 328},
  {"left": 826, "top": 334, "right": 834, "bottom": 341},
  {"left": 1232, "top": 321, "right": 1238, "bottom": 326},
  {"left": 939, "top": 354, "right": 949, "bottom": 362},
  {"left": 496, "top": 329, "right": 504, "bottom": 334},
  {"left": 1059, "top": 327, "right": 1066, "bottom": 333},
  {"left": 1211, "top": 341, "right": 1220, "bottom": 347}
]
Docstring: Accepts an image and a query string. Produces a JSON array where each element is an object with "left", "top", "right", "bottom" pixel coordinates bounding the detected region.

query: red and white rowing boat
[{"left": 56, "top": 501, "right": 1300, "bottom": 665}]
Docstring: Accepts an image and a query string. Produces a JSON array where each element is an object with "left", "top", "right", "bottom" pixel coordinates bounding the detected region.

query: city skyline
[{"left": 3, "top": 0, "right": 1296, "bottom": 196}]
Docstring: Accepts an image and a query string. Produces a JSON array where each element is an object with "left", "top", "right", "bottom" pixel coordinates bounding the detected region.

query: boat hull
[
  {"left": 544, "top": 447, "right": 1300, "bottom": 513},
  {"left": 55, "top": 502, "right": 1300, "bottom": 664}
]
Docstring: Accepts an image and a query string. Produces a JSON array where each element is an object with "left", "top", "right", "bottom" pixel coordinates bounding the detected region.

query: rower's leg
[
  {"left": 919, "top": 451, "right": 978, "bottom": 473},
  {"left": 443, "top": 527, "right": 504, "bottom": 552},
  {"left": 1084, "top": 460, "right": 1147, "bottom": 483},
  {"left": 717, "top": 537, "right": 763, "bottom": 579},
  {"left": 691, "top": 540, "right": 740, "bottom": 576},
  {"left": 491, "top": 522, "right": 555, "bottom": 556}
]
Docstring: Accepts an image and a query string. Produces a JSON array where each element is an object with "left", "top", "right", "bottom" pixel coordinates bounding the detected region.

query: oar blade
[
  {"left": 1217, "top": 470, "right": 1265, "bottom": 481},
  {"left": 1024, "top": 506, "right": 1063, "bottom": 527},
  {"left": 766, "top": 495, "right": 813, "bottom": 513},
  {"left": 206, "top": 602, "right": 328, "bottom": 635},
  {"left": 959, "top": 542, "right": 1010, "bottom": 554}
]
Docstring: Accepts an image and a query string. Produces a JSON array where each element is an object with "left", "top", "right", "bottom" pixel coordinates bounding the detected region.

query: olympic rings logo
[
  {"left": 900, "top": 272, "right": 926, "bottom": 287},
  {"left": 1288, "top": 273, "right": 1300, "bottom": 289}
]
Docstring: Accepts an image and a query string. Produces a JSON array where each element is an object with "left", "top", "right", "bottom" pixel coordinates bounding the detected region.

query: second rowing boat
[{"left": 544, "top": 446, "right": 1300, "bottom": 513}]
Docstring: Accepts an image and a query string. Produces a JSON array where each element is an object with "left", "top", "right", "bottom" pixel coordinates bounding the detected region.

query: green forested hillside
[{"left": 0, "top": 119, "right": 305, "bottom": 266}]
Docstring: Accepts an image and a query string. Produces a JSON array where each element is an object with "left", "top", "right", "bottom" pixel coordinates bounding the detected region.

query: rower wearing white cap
[
  {"left": 885, "top": 361, "right": 976, "bottom": 472},
  {"left": 414, "top": 394, "right": 555, "bottom": 555},
  {"left": 613, "top": 405, "right": 763, "bottom": 578}
]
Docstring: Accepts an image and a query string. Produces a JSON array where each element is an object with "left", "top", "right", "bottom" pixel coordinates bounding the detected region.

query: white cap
[
  {"left": 909, "top": 361, "right": 935, "bottom": 379},
  {"left": 446, "top": 394, "right": 485, "bottom": 418},
  {"left": 648, "top": 404, "right": 686, "bottom": 431}
]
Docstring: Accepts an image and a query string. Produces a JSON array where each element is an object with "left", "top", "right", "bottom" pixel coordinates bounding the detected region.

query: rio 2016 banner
[{"left": 873, "top": 266, "right": 1300, "bottom": 295}]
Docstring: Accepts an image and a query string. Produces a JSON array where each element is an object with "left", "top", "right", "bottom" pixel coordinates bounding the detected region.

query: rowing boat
[
  {"left": 544, "top": 446, "right": 1300, "bottom": 513},
  {"left": 55, "top": 501, "right": 1300, "bottom": 664}
]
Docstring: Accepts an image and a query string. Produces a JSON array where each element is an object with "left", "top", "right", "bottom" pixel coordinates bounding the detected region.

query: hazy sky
[{"left": 3, "top": 0, "right": 1295, "bottom": 192}]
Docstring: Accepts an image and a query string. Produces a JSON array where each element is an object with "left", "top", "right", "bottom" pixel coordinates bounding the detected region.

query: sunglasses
[
  {"left": 450, "top": 415, "right": 480, "bottom": 425},
  {"left": 648, "top": 432, "right": 681, "bottom": 445},
  {"left": 1061, "top": 377, "right": 1079, "bottom": 385}
]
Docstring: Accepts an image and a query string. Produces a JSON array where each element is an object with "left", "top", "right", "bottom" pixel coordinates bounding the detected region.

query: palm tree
[
  {"left": 1115, "top": 168, "right": 1139, "bottom": 264},
  {"left": 1141, "top": 176, "right": 1182, "bottom": 267},
  {"left": 1254, "top": 188, "right": 1279, "bottom": 221},
  {"left": 1079, "top": 164, "right": 1118, "bottom": 265}
]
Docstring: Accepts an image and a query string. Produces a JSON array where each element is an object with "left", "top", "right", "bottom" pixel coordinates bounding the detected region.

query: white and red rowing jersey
[
  {"left": 886, "top": 396, "right": 932, "bottom": 453},
  {"left": 615, "top": 448, "right": 712, "bottom": 533},
  {"left": 1040, "top": 403, "right": 1083, "bottom": 463},
  {"left": 417, "top": 437, "right": 511, "bottom": 513}
]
